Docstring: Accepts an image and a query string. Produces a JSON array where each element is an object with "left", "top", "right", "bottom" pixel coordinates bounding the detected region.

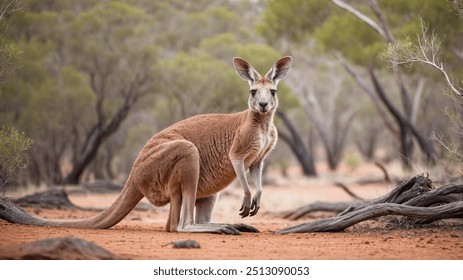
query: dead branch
[
  {"left": 278, "top": 174, "right": 463, "bottom": 234},
  {"left": 331, "top": 0, "right": 387, "bottom": 40},
  {"left": 334, "top": 182, "right": 365, "bottom": 201},
  {"left": 278, "top": 201, "right": 463, "bottom": 234},
  {"left": 384, "top": 19, "right": 462, "bottom": 97},
  {"left": 374, "top": 161, "right": 391, "bottom": 183}
]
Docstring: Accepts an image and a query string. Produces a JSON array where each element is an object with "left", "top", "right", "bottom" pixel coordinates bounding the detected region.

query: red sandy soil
[{"left": 1, "top": 163, "right": 462, "bottom": 260}]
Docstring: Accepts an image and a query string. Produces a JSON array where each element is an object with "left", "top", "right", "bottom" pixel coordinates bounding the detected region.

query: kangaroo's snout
[{"left": 259, "top": 102, "right": 269, "bottom": 112}]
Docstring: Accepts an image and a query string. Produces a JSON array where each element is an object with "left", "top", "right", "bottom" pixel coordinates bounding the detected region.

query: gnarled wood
[
  {"left": 278, "top": 174, "right": 463, "bottom": 234},
  {"left": 278, "top": 201, "right": 463, "bottom": 234}
]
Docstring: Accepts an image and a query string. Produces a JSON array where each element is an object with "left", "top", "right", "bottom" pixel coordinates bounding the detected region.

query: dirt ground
[{"left": 1, "top": 163, "right": 462, "bottom": 260}]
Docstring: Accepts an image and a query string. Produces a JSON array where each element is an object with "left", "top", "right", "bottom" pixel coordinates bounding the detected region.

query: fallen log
[
  {"left": 278, "top": 174, "right": 463, "bottom": 234},
  {"left": 277, "top": 201, "right": 463, "bottom": 234}
]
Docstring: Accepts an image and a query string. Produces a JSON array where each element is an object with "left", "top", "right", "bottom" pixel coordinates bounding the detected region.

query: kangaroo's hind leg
[
  {"left": 165, "top": 140, "right": 241, "bottom": 235},
  {"left": 195, "top": 195, "right": 260, "bottom": 233}
]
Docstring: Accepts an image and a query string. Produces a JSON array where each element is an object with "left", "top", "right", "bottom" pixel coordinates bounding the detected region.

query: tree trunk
[
  {"left": 63, "top": 95, "right": 135, "bottom": 184},
  {"left": 276, "top": 110, "right": 317, "bottom": 176},
  {"left": 368, "top": 68, "right": 435, "bottom": 165}
]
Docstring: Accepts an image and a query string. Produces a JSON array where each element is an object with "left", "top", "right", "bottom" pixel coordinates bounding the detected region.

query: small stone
[{"left": 165, "top": 240, "right": 201, "bottom": 249}]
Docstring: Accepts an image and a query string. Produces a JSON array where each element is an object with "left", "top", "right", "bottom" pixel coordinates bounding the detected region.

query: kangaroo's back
[{"left": 153, "top": 110, "right": 248, "bottom": 197}]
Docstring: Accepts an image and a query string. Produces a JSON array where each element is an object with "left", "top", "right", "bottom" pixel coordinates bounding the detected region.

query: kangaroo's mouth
[
  {"left": 258, "top": 102, "right": 270, "bottom": 113},
  {"left": 258, "top": 107, "right": 271, "bottom": 114}
]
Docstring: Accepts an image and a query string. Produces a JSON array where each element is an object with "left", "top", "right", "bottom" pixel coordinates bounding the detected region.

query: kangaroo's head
[{"left": 233, "top": 56, "right": 292, "bottom": 114}]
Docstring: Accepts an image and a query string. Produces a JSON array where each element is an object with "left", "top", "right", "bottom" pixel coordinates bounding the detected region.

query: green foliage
[
  {"left": 0, "top": 0, "right": 22, "bottom": 82},
  {"left": 315, "top": 13, "right": 384, "bottom": 66},
  {"left": 156, "top": 52, "right": 245, "bottom": 120},
  {"left": 378, "top": 37, "right": 417, "bottom": 69},
  {"left": 0, "top": 126, "right": 34, "bottom": 187},
  {"left": 2, "top": 0, "right": 288, "bottom": 184},
  {"left": 0, "top": 0, "right": 460, "bottom": 183},
  {"left": 260, "top": 0, "right": 462, "bottom": 68},
  {"left": 0, "top": 40, "right": 22, "bottom": 81},
  {"left": 258, "top": 0, "right": 334, "bottom": 43}
]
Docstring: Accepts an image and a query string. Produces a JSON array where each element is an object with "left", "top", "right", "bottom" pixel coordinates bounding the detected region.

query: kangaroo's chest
[{"left": 246, "top": 125, "right": 277, "bottom": 167}]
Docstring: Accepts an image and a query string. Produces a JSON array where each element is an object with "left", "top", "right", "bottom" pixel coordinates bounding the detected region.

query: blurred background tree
[
  {"left": 0, "top": 0, "right": 461, "bottom": 187},
  {"left": 0, "top": 0, "right": 33, "bottom": 188}
]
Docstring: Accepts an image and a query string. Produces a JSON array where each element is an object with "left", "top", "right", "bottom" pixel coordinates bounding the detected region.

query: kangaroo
[{"left": 0, "top": 56, "right": 293, "bottom": 234}]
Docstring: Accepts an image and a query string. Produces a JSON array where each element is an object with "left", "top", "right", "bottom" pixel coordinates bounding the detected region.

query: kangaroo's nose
[{"left": 259, "top": 102, "right": 268, "bottom": 109}]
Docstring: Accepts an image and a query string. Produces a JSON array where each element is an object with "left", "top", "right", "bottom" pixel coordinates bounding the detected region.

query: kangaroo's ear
[
  {"left": 233, "top": 57, "right": 262, "bottom": 86},
  {"left": 265, "top": 56, "right": 293, "bottom": 86}
]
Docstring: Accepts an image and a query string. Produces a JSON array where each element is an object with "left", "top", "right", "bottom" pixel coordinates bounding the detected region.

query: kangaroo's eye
[
  {"left": 270, "top": 90, "right": 277, "bottom": 96},
  {"left": 250, "top": 89, "right": 257, "bottom": 97}
]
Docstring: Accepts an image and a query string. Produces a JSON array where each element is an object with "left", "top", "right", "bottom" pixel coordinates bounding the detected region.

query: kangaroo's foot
[
  {"left": 229, "top": 223, "right": 260, "bottom": 233},
  {"left": 179, "top": 224, "right": 241, "bottom": 235},
  {"left": 178, "top": 223, "right": 259, "bottom": 235},
  {"left": 204, "top": 222, "right": 260, "bottom": 233}
]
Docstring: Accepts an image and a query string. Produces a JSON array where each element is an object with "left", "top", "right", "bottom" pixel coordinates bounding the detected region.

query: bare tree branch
[
  {"left": 336, "top": 54, "right": 399, "bottom": 137},
  {"left": 411, "top": 78, "right": 425, "bottom": 125},
  {"left": 334, "top": 182, "right": 365, "bottom": 201},
  {"left": 0, "top": 0, "right": 21, "bottom": 20},
  {"left": 369, "top": 68, "right": 435, "bottom": 163},
  {"left": 365, "top": 0, "right": 395, "bottom": 42},
  {"left": 331, "top": 0, "right": 387, "bottom": 40},
  {"left": 301, "top": 81, "right": 356, "bottom": 170},
  {"left": 383, "top": 19, "right": 462, "bottom": 97}
]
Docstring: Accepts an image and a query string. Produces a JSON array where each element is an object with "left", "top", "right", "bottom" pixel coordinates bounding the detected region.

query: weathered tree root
[
  {"left": 13, "top": 189, "right": 82, "bottom": 210},
  {"left": 278, "top": 174, "right": 463, "bottom": 234}
]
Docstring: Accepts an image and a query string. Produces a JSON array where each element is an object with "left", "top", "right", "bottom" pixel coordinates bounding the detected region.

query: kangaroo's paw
[
  {"left": 249, "top": 193, "right": 261, "bottom": 217},
  {"left": 239, "top": 193, "right": 252, "bottom": 218}
]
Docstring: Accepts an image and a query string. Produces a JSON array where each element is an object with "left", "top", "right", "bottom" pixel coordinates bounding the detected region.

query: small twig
[
  {"left": 334, "top": 182, "right": 365, "bottom": 201},
  {"left": 374, "top": 161, "right": 391, "bottom": 183}
]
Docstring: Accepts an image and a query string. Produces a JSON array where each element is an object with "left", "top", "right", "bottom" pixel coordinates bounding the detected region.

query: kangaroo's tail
[{"left": 0, "top": 180, "right": 144, "bottom": 229}]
